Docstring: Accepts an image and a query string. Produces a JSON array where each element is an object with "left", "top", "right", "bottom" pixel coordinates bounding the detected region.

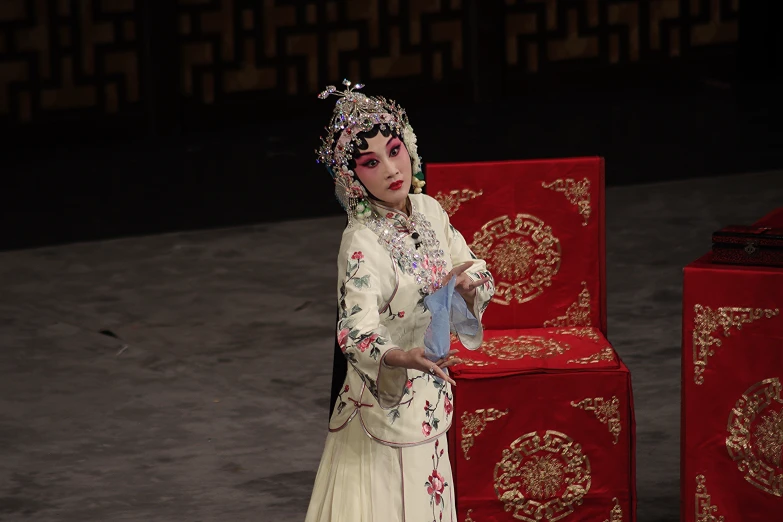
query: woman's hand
[
  {"left": 383, "top": 348, "right": 459, "bottom": 387},
  {"left": 441, "top": 262, "right": 491, "bottom": 310}
]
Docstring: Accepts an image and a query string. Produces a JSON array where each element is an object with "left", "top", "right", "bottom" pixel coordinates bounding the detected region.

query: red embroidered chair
[{"left": 426, "top": 157, "right": 637, "bottom": 522}]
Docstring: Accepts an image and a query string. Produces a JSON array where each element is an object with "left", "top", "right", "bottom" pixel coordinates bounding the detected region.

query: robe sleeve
[
  {"left": 439, "top": 204, "right": 496, "bottom": 349},
  {"left": 336, "top": 231, "right": 408, "bottom": 408}
]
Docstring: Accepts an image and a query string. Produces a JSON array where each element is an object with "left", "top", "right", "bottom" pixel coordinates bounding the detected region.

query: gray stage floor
[{"left": 1, "top": 171, "right": 781, "bottom": 522}]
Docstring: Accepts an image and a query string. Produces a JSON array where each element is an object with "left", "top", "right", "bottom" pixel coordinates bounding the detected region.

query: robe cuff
[{"left": 377, "top": 347, "right": 408, "bottom": 409}]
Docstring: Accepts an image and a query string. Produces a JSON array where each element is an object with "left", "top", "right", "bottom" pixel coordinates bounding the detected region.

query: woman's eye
[
  {"left": 363, "top": 159, "right": 378, "bottom": 168},
  {"left": 390, "top": 146, "right": 400, "bottom": 157}
]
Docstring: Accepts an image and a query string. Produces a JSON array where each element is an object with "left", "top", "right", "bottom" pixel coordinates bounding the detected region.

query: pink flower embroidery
[
  {"left": 424, "top": 400, "right": 431, "bottom": 412},
  {"left": 427, "top": 469, "right": 446, "bottom": 504},
  {"left": 405, "top": 379, "right": 413, "bottom": 389},
  {"left": 357, "top": 337, "right": 371, "bottom": 352},
  {"left": 344, "top": 385, "right": 349, "bottom": 392},
  {"left": 351, "top": 251, "right": 364, "bottom": 260},
  {"left": 337, "top": 328, "right": 350, "bottom": 352},
  {"left": 444, "top": 395, "right": 453, "bottom": 416},
  {"left": 386, "top": 212, "right": 394, "bottom": 219},
  {"left": 397, "top": 310, "right": 405, "bottom": 318},
  {"left": 422, "top": 422, "right": 432, "bottom": 436}
]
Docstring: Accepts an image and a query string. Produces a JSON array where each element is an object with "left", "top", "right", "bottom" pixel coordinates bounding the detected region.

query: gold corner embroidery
[
  {"left": 542, "top": 177, "right": 592, "bottom": 226},
  {"left": 567, "top": 347, "right": 614, "bottom": 365},
  {"left": 546, "top": 326, "right": 602, "bottom": 343},
  {"left": 494, "top": 430, "right": 591, "bottom": 522},
  {"left": 604, "top": 498, "right": 623, "bottom": 522},
  {"left": 693, "top": 305, "right": 779, "bottom": 385},
  {"left": 434, "top": 188, "right": 483, "bottom": 217},
  {"left": 726, "top": 377, "right": 783, "bottom": 497},
  {"left": 543, "top": 282, "right": 593, "bottom": 328},
  {"left": 571, "top": 396, "right": 622, "bottom": 445},
  {"left": 695, "top": 475, "right": 725, "bottom": 522},
  {"left": 469, "top": 214, "right": 561, "bottom": 306},
  {"left": 461, "top": 408, "right": 509, "bottom": 460},
  {"left": 465, "top": 509, "right": 475, "bottom": 522}
]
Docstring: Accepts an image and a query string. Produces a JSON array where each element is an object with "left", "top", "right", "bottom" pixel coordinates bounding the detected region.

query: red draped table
[{"left": 681, "top": 208, "right": 783, "bottom": 521}]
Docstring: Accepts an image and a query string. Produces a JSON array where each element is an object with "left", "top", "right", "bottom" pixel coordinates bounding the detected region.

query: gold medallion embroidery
[
  {"left": 546, "top": 326, "right": 602, "bottom": 343},
  {"left": 494, "top": 431, "right": 591, "bottom": 522},
  {"left": 541, "top": 177, "right": 591, "bottom": 226},
  {"left": 469, "top": 214, "right": 561, "bottom": 306},
  {"left": 695, "top": 475, "right": 725, "bottom": 522},
  {"left": 461, "top": 408, "right": 509, "bottom": 460},
  {"left": 567, "top": 347, "right": 614, "bottom": 365},
  {"left": 482, "top": 335, "right": 571, "bottom": 360},
  {"left": 692, "top": 305, "right": 779, "bottom": 385},
  {"left": 433, "top": 188, "right": 484, "bottom": 217},
  {"left": 726, "top": 377, "right": 783, "bottom": 496},
  {"left": 465, "top": 509, "right": 476, "bottom": 522},
  {"left": 571, "top": 396, "right": 622, "bottom": 444},
  {"left": 543, "top": 282, "right": 593, "bottom": 328},
  {"left": 604, "top": 498, "right": 623, "bottom": 522}
]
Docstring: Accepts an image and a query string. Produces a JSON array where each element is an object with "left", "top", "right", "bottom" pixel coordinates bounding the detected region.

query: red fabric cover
[
  {"left": 447, "top": 331, "right": 636, "bottom": 521},
  {"left": 681, "top": 254, "right": 783, "bottom": 522},
  {"left": 451, "top": 327, "right": 617, "bottom": 379},
  {"left": 425, "top": 157, "right": 607, "bottom": 335}
]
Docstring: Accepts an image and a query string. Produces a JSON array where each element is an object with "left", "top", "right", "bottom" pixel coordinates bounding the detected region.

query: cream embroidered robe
[{"left": 306, "top": 193, "right": 494, "bottom": 522}]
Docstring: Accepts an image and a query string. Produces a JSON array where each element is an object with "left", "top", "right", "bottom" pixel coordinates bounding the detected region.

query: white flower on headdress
[{"left": 403, "top": 124, "right": 421, "bottom": 176}]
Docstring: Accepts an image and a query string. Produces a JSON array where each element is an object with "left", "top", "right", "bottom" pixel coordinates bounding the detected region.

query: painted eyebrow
[{"left": 354, "top": 136, "right": 397, "bottom": 158}]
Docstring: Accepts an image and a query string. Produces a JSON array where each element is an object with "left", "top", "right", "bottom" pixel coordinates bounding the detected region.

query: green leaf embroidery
[
  {"left": 349, "top": 304, "right": 362, "bottom": 316},
  {"left": 353, "top": 274, "right": 370, "bottom": 289},
  {"left": 388, "top": 409, "right": 400, "bottom": 424},
  {"left": 432, "top": 417, "right": 440, "bottom": 430},
  {"left": 370, "top": 346, "right": 380, "bottom": 360}
]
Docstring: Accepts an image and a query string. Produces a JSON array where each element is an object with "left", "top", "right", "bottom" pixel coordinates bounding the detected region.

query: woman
[{"left": 306, "top": 80, "right": 495, "bottom": 522}]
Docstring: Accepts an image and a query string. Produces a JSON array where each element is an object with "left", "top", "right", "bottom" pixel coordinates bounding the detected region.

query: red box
[
  {"left": 681, "top": 209, "right": 783, "bottom": 522},
  {"left": 712, "top": 222, "right": 783, "bottom": 267},
  {"left": 426, "top": 158, "right": 636, "bottom": 522}
]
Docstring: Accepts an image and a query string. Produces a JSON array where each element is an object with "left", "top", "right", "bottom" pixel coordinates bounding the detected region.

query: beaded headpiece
[{"left": 316, "top": 80, "right": 424, "bottom": 224}]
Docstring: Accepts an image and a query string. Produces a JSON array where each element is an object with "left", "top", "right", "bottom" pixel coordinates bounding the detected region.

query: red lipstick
[{"left": 389, "top": 180, "right": 404, "bottom": 190}]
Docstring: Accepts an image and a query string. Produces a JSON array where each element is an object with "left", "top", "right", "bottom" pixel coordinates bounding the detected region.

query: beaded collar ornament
[{"left": 315, "top": 80, "right": 424, "bottom": 224}]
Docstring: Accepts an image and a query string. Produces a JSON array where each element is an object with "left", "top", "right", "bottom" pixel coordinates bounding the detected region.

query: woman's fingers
[
  {"left": 430, "top": 364, "right": 456, "bottom": 387},
  {"left": 438, "top": 358, "right": 463, "bottom": 369},
  {"left": 439, "top": 262, "right": 474, "bottom": 288}
]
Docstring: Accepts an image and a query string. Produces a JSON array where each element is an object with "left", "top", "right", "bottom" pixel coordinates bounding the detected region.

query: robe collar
[{"left": 370, "top": 196, "right": 416, "bottom": 232}]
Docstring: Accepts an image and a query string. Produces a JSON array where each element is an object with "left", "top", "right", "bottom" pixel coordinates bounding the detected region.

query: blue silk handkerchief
[{"left": 423, "top": 276, "right": 480, "bottom": 362}]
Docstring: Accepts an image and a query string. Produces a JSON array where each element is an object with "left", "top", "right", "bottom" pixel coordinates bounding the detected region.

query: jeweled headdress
[{"left": 316, "top": 80, "right": 424, "bottom": 223}]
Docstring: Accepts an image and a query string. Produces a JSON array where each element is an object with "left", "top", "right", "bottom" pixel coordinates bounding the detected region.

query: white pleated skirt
[{"left": 305, "top": 417, "right": 456, "bottom": 522}]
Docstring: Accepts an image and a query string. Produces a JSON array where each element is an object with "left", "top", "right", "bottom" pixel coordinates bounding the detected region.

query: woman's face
[{"left": 352, "top": 132, "right": 412, "bottom": 211}]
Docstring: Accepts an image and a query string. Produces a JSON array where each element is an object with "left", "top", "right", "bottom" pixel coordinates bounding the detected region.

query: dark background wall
[{"left": 2, "top": 0, "right": 781, "bottom": 251}]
